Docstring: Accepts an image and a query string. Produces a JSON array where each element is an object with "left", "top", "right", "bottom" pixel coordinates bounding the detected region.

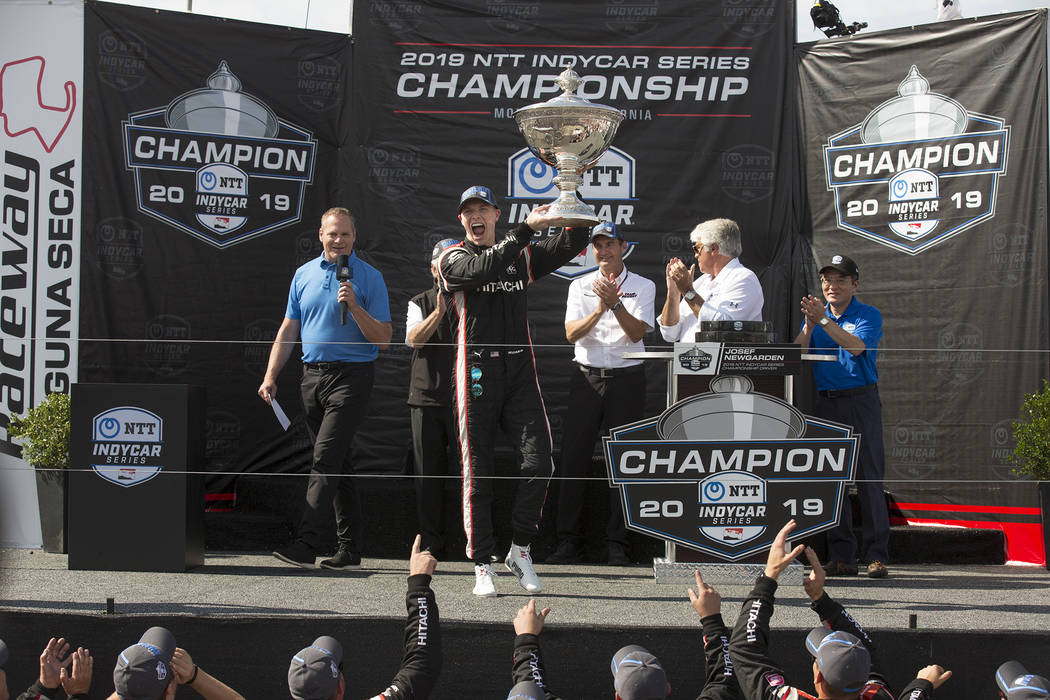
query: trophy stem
[{"left": 548, "top": 152, "right": 599, "bottom": 227}]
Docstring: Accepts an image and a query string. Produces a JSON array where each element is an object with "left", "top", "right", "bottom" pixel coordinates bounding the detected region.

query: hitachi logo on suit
[{"left": 480, "top": 278, "right": 525, "bottom": 293}]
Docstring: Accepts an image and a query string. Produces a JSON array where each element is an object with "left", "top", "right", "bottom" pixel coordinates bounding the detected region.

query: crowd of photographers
[{"left": 2, "top": 525, "right": 1045, "bottom": 700}]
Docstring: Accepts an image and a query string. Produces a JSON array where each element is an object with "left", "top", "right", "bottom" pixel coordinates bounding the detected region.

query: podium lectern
[{"left": 67, "top": 383, "right": 206, "bottom": 571}]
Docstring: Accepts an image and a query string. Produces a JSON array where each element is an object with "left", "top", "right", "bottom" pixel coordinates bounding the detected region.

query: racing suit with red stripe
[
  {"left": 728, "top": 575, "right": 901, "bottom": 700},
  {"left": 437, "top": 222, "right": 588, "bottom": 562}
]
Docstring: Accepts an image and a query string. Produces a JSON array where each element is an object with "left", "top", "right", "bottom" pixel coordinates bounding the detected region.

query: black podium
[{"left": 68, "top": 383, "right": 206, "bottom": 571}]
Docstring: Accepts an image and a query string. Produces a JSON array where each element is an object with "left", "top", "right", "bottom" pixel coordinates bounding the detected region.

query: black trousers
[
  {"left": 815, "top": 388, "right": 890, "bottom": 564},
  {"left": 410, "top": 404, "right": 460, "bottom": 554},
  {"left": 556, "top": 365, "right": 646, "bottom": 547},
  {"left": 297, "top": 362, "right": 373, "bottom": 553},
  {"left": 455, "top": 350, "right": 554, "bottom": 563}
]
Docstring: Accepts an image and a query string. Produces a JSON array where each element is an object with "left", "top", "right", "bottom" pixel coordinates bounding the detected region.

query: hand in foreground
[
  {"left": 39, "top": 637, "right": 72, "bottom": 689},
  {"left": 764, "top": 519, "right": 805, "bottom": 580},
  {"left": 172, "top": 648, "right": 195, "bottom": 684},
  {"left": 687, "top": 570, "right": 721, "bottom": 619},
  {"left": 408, "top": 534, "right": 438, "bottom": 576},
  {"left": 513, "top": 599, "right": 551, "bottom": 636},
  {"left": 916, "top": 665, "right": 953, "bottom": 689},
  {"left": 59, "top": 647, "right": 93, "bottom": 696},
  {"left": 802, "top": 546, "right": 825, "bottom": 601}
]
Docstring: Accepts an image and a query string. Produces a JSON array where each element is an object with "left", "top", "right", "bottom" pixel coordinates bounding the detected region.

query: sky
[{"left": 102, "top": 0, "right": 1050, "bottom": 39}]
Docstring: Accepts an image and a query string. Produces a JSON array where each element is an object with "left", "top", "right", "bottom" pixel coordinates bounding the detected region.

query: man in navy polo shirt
[
  {"left": 259, "top": 207, "right": 392, "bottom": 570},
  {"left": 795, "top": 254, "right": 889, "bottom": 579}
]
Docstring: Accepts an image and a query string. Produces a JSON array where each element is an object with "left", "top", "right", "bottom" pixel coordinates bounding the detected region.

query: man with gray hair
[{"left": 658, "top": 218, "right": 763, "bottom": 342}]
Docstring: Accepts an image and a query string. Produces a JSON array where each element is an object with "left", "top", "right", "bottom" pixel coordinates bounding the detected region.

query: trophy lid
[
  {"left": 165, "top": 61, "right": 279, "bottom": 138},
  {"left": 860, "top": 65, "right": 967, "bottom": 144},
  {"left": 514, "top": 68, "right": 624, "bottom": 119}
]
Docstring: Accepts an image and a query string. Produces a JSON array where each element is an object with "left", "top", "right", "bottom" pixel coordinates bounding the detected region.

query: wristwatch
[
  {"left": 819, "top": 317, "right": 830, "bottom": 327},
  {"left": 683, "top": 290, "right": 698, "bottom": 302},
  {"left": 611, "top": 300, "right": 623, "bottom": 311}
]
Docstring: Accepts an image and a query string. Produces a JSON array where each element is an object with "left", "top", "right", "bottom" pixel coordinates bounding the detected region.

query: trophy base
[
  {"left": 546, "top": 200, "right": 600, "bottom": 229},
  {"left": 652, "top": 557, "right": 804, "bottom": 585}
]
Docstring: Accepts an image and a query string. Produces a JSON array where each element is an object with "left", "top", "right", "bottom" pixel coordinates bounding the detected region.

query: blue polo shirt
[
  {"left": 286, "top": 252, "right": 391, "bottom": 363},
  {"left": 803, "top": 296, "right": 882, "bottom": 392}
]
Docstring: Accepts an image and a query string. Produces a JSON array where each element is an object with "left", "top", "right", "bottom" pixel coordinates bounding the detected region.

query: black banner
[
  {"left": 81, "top": 1, "right": 350, "bottom": 496},
  {"left": 797, "top": 11, "right": 1048, "bottom": 560}
]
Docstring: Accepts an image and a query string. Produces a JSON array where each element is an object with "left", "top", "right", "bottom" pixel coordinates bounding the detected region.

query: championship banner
[
  {"left": 604, "top": 376, "right": 858, "bottom": 560},
  {"left": 797, "top": 12, "right": 1048, "bottom": 562},
  {"left": 0, "top": 0, "right": 83, "bottom": 547},
  {"left": 350, "top": 0, "right": 806, "bottom": 462},
  {"left": 80, "top": 1, "right": 349, "bottom": 498}
]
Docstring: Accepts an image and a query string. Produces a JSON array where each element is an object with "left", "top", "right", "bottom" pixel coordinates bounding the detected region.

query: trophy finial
[
  {"left": 207, "top": 60, "right": 242, "bottom": 93},
  {"left": 555, "top": 68, "right": 582, "bottom": 95},
  {"left": 897, "top": 65, "right": 929, "bottom": 97}
]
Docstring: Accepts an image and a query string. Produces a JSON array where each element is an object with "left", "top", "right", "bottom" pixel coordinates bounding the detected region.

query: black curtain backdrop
[
  {"left": 349, "top": 0, "right": 806, "bottom": 476},
  {"left": 796, "top": 10, "right": 1048, "bottom": 558}
]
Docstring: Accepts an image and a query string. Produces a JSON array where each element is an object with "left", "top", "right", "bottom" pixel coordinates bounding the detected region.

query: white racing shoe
[
  {"left": 473, "top": 563, "right": 497, "bottom": 597},
  {"left": 505, "top": 543, "right": 542, "bottom": 593}
]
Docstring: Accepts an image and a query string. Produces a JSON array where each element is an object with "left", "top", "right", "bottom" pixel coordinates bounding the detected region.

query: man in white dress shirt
[
  {"left": 547, "top": 222, "right": 655, "bottom": 566},
  {"left": 658, "top": 218, "right": 763, "bottom": 342}
]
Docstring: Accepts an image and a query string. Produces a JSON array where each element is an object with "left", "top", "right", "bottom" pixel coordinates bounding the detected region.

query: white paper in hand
[{"left": 270, "top": 397, "right": 291, "bottom": 431}]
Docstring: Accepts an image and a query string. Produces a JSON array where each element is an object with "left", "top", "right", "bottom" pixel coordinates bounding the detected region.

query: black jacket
[{"left": 369, "top": 574, "right": 442, "bottom": 700}]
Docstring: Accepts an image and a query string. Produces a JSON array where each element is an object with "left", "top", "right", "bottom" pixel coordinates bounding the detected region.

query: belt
[
  {"left": 469, "top": 348, "right": 526, "bottom": 359},
  {"left": 304, "top": 361, "right": 365, "bottom": 371},
  {"left": 819, "top": 383, "right": 877, "bottom": 398},
  {"left": 576, "top": 363, "right": 644, "bottom": 379}
]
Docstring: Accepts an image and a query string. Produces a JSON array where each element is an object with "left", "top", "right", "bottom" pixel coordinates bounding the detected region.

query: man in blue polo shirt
[
  {"left": 259, "top": 206, "right": 392, "bottom": 570},
  {"left": 795, "top": 254, "right": 889, "bottom": 579}
]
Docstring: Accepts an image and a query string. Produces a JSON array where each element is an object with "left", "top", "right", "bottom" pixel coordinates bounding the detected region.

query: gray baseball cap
[
  {"left": 611, "top": 645, "right": 668, "bottom": 700},
  {"left": 997, "top": 661, "right": 1050, "bottom": 699},
  {"left": 113, "top": 627, "right": 176, "bottom": 700},
  {"left": 805, "top": 627, "right": 870, "bottom": 694},
  {"left": 288, "top": 636, "right": 343, "bottom": 700}
]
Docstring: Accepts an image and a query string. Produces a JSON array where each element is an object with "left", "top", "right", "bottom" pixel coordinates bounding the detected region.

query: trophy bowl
[{"left": 514, "top": 68, "right": 623, "bottom": 227}]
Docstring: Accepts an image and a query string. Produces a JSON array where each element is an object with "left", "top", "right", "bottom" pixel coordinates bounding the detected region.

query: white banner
[{"left": 0, "top": 0, "right": 83, "bottom": 547}]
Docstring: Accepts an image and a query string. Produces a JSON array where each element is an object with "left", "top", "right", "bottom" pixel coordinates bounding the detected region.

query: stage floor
[{"left": 2, "top": 549, "right": 1047, "bottom": 631}]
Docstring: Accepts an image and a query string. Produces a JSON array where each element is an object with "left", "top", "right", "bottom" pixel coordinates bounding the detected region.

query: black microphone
[{"left": 337, "top": 254, "right": 353, "bottom": 325}]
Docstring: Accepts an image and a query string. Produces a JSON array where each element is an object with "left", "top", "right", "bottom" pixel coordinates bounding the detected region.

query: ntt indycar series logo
[
  {"left": 506, "top": 146, "right": 637, "bottom": 280},
  {"left": 122, "top": 61, "right": 316, "bottom": 248},
  {"left": 91, "top": 406, "right": 164, "bottom": 487},
  {"left": 603, "top": 375, "right": 859, "bottom": 560},
  {"left": 823, "top": 65, "right": 1009, "bottom": 255}
]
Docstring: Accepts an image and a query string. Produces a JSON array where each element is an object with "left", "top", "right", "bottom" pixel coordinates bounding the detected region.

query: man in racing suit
[
  {"left": 436, "top": 186, "right": 587, "bottom": 597},
  {"left": 728, "top": 520, "right": 952, "bottom": 700},
  {"left": 287, "top": 535, "right": 441, "bottom": 700}
]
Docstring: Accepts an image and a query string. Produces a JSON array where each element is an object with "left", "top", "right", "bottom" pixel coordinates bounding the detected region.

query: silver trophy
[{"left": 514, "top": 68, "right": 623, "bottom": 227}]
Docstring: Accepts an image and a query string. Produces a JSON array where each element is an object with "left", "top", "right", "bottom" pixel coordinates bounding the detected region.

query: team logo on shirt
[{"left": 822, "top": 65, "right": 1009, "bottom": 255}]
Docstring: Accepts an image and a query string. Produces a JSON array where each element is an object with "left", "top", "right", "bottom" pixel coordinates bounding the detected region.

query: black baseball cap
[
  {"left": 805, "top": 627, "right": 870, "bottom": 694},
  {"left": 997, "top": 661, "right": 1050, "bottom": 700},
  {"left": 289, "top": 636, "right": 343, "bottom": 700},
  {"left": 819, "top": 254, "right": 859, "bottom": 279},
  {"left": 457, "top": 185, "right": 497, "bottom": 213},
  {"left": 590, "top": 221, "right": 622, "bottom": 241},
  {"left": 113, "top": 627, "right": 177, "bottom": 700}
]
